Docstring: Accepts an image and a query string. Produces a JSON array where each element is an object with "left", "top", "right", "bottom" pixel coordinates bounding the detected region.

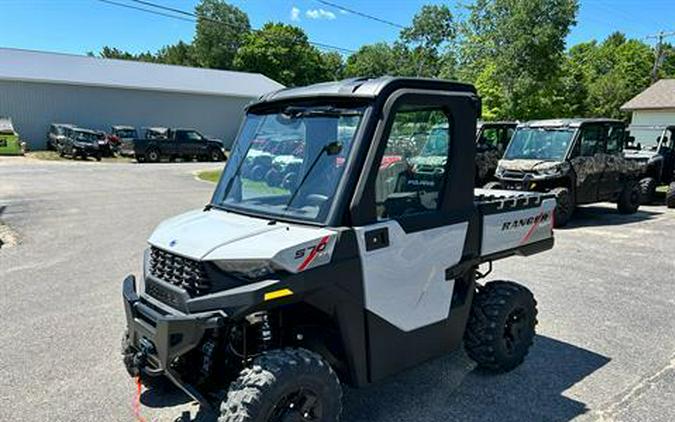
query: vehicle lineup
[
  {"left": 486, "top": 118, "right": 645, "bottom": 227},
  {"left": 624, "top": 125, "right": 675, "bottom": 207},
  {"left": 122, "top": 77, "right": 556, "bottom": 421}
]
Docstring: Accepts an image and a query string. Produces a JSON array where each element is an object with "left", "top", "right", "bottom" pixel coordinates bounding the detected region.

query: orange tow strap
[{"left": 133, "top": 377, "right": 148, "bottom": 422}]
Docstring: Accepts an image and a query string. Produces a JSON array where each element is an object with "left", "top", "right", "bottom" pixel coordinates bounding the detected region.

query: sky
[{"left": 0, "top": 0, "right": 673, "bottom": 58}]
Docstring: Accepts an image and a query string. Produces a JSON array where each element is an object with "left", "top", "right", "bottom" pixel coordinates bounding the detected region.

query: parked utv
[
  {"left": 0, "top": 117, "right": 24, "bottom": 156},
  {"left": 109, "top": 125, "right": 138, "bottom": 154},
  {"left": 131, "top": 128, "right": 226, "bottom": 163},
  {"left": 47, "top": 123, "right": 75, "bottom": 151},
  {"left": 122, "top": 77, "right": 557, "bottom": 422},
  {"left": 476, "top": 121, "right": 517, "bottom": 185},
  {"left": 58, "top": 127, "right": 102, "bottom": 161},
  {"left": 623, "top": 125, "right": 675, "bottom": 204},
  {"left": 487, "top": 119, "right": 644, "bottom": 227}
]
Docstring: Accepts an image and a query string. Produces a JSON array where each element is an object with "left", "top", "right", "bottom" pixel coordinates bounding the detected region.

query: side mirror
[{"left": 324, "top": 141, "right": 343, "bottom": 156}]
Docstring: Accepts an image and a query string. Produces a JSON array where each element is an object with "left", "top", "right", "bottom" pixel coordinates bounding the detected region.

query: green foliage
[
  {"left": 459, "top": 0, "right": 579, "bottom": 120},
  {"left": 193, "top": 0, "right": 250, "bottom": 69},
  {"left": 156, "top": 41, "right": 197, "bottom": 66},
  {"left": 344, "top": 43, "right": 397, "bottom": 78},
  {"left": 232, "top": 23, "right": 331, "bottom": 87}
]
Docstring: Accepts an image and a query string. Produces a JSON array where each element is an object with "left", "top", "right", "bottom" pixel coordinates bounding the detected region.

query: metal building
[{"left": 0, "top": 48, "right": 284, "bottom": 150}]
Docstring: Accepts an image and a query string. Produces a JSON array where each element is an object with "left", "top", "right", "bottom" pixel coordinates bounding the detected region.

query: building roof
[
  {"left": 621, "top": 79, "right": 675, "bottom": 111},
  {"left": 0, "top": 47, "right": 284, "bottom": 98}
]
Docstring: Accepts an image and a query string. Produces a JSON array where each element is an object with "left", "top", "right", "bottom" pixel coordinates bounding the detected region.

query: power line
[
  {"left": 96, "top": 0, "right": 355, "bottom": 54},
  {"left": 313, "top": 0, "right": 406, "bottom": 29},
  {"left": 97, "top": 0, "right": 193, "bottom": 23}
]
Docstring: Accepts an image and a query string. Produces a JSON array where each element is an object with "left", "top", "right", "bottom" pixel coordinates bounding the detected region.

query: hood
[
  {"left": 147, "top": 209, "right": 338, "bottom": 273},
  {"left": 410, "top": 155, "right": 446, "bottom": 167},
  {"left": 149, "top": 209, "right": 284, "bottom": 260},
  {"left": 498, "top": 159, "right": 562, "bottom": 172}
]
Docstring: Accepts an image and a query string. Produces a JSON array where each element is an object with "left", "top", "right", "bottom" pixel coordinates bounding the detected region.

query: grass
[
  {"left": 26, "top": 150, "right": 133, "bottom": 163},
  {"left": 197, "top": 169, "right": 222, "bottom": 183},
  {"left": 196, "top": 169, "right": 288, "bottom": 195}
]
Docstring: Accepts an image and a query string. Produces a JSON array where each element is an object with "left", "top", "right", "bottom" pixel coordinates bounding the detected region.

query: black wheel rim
[
  {"left": 269, "top": 388, "right": 322, "bottom": 422},
  {"left": 503, "top": 308, "right": 528, "bottom": 355}
]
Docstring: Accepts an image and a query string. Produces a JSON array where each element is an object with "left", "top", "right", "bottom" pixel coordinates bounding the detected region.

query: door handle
[{"left": 365, "top": 227, "right": 389, "bottom": 251}]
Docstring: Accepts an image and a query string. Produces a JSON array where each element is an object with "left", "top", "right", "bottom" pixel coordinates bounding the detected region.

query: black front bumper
[{"left": 122, "top": 275, "right": 224, "bottom": 374}]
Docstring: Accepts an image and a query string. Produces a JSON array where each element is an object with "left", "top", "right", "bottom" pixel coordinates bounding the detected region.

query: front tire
[
  {"left": 219, "top": 348, "right": 342, "bottom": 422},
  {"left": 666, "top": 182, "right": 675, "bottom": 209},
  {"left": 551, "top": 187, "right": 574, "bottom": 227},
  {"left": 464, "top": 281, "right": 537, "bottom": 373},
  {"left": 617, "top": 180, "right": 640, "bottom": 214},
  {"left": 639, "top": 177, "right": 657, "bottom": 204}
]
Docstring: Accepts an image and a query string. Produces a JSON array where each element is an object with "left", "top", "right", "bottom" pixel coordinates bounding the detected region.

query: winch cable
[{"left": 132, "top": 376, "right": 149, "bottom": 422}]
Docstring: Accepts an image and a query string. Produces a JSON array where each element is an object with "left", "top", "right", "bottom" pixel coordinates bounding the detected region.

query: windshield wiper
[{"left": 283, "top": 141, "right": 343, "bottom": 215}]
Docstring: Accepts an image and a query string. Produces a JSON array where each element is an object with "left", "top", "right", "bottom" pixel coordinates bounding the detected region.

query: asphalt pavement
[{"left": 1, "top": 157, "right": 673, "bottom": 422}]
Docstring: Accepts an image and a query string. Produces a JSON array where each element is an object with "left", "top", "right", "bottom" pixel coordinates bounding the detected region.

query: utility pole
[{"left": 647, "top": 30, "right": 675, "bottom": 83}]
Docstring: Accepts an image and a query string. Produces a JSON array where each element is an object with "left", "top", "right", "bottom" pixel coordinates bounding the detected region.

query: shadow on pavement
[
  {"left": 141, "top": 335, "right": 609, "bottom": 422},
  {"left": 561, "top": 205, "right": 662, "bottom": 229}
]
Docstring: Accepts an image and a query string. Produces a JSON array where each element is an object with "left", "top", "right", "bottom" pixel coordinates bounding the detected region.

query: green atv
[{"left": 0, "top": 117, "right": 25, "bottom": 156}]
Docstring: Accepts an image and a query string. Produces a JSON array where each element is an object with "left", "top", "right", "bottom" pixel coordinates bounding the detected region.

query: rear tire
[
  {"left": 250, "top": 165, "right": 266, "bottom": 181},
  {"left": 667, "top": 182, "right": 675, "bottom": 209},
  {"left": 551, "top": 187, "right": 574, "bottom": 227},
  {"left": 483, "top": 181, "right": 503, "bottom": 190},
  {"left": 464, "top": 281, "right": 537, "bottom": 373},
  {"left": 639, "top": 177, "right": 657, "bottom": 204},
  {"left": 210, "top": 148, "right": 224, "bottom": 162},
  {"left": 219, "top": 348, "right": 342, "bottom": 422},
  {"left": 146, "top": 148, "right": 160, "bottom": 163},
  {"left": 617, "top": 180, "right": 641, "bottom": 214},
  {"left": 265, "top": 169, "right": 282, "bottom": 187}
]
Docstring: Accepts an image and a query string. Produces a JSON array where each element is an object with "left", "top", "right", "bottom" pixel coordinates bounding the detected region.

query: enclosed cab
[
  {"left": 58, "top": 127, "right": 102, "bottom": 161},
  {"left": 490, "top": 118, "right": 644, "bottom": 226},
  {"left": 121, "top": 77, "right": 556, "bottom": 421},
  {"left": 47, "top": 123, "right": 75, "bottom": 151},
  {"left": 624, "top": 125, "right": 675, "bottom": 204},
  {"left": 476, "top": 121, "right": 517, "bottom": 184},
  {"left": 109, "top": 125, "right": 138, "bottom": 153}
]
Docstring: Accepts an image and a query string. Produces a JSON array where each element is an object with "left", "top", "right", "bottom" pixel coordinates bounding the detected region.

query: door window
[
  {"left": 578, "top": 125, "right": 605, "bottom": 156},
  {"left": 478, "top": 128, "right": 499, "bottom": 148},
  {"left": 606, "top": 125, "right": 624, "bottom": 154},
  {"left": 375, "top": 104, "right": 451, "bottom": 219}
]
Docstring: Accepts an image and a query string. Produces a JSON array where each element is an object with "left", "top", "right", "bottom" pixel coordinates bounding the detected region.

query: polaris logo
[{"left": 501, "top": 213, "right": 549, "bottom": 231}]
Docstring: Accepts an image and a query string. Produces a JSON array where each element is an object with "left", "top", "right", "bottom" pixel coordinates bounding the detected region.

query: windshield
[
  {"left": 116, "top": 129, "right": 137, "bottom": 138},
  {"left": 504, "top": 128, "right": 575, "bottom": 160},
  {"left": 74, "top": 131, "right": 97, "bottom": 142},
  {"left": 212, "top": 104, "right": 366, "bottom": 223}
]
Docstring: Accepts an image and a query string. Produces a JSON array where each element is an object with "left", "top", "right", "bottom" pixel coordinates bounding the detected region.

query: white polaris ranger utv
[{"left": 122, "top": 77, "right": 556, "bottom": 421}]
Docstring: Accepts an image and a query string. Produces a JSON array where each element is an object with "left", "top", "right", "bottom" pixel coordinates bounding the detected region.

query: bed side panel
[{"left": 481, "top": 197, "right": 556, "bottom": 256}]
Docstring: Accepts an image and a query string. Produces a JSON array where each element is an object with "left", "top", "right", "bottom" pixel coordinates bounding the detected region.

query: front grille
[
  {"left": 503, "top": 170, "right": 526, "bottom": 179},
  {"left": 149, "top": 247, "right": 211, "bottom": 296}
]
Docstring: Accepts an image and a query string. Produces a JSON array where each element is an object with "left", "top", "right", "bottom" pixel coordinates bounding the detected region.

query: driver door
[
  {"left": 570, "top": 124, "right": 606, "bottom": 203},
  {"left": 351, "top": 92, "right": 477, "bottom": 381}
]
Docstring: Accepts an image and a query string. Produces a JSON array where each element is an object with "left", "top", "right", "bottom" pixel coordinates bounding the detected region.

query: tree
[
  {"left": 96, "top": 46, "right": 158, "bottom": 63},
  {"left": 343, "top": 43, "right": 397, "bottom": 78},
  {"left": 156, "top": 41, "right": 197, "bottom": 67},
  {"left": 320, "top": 51, "right": 345, "bottom": 81},
  {"left": 459, "top": 0, "right": 579, "bottom": 120},
  {"left": 193, "top": 0, "right": 250, "bottom": 69},
  {"left": 233, "top": 23, "right": 331, "bottom": 86},
  {"left": 400, "top": 4, "right": 457, "bottom": 77}
]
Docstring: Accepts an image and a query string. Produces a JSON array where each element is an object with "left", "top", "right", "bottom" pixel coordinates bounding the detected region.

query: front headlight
[
  {"left": 495, "top": 166, "right": 505, "bottom": 177},
  {"left": 537, "top": 166, "right": 561, "bottom": 176},
  {"left": 215, "top": 260, "right": 277, "bottom": 280}
]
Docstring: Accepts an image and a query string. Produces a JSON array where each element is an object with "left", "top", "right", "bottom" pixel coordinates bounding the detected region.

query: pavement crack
[{"left": 593, "top": 353, "right": 675, "bottom": 421}]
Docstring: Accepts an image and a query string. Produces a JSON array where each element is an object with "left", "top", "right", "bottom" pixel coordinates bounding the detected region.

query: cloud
[
  {"left": 305, "top": 8, "right": 336, "bottom": 20},
  {"left": 290, "top": 6, "right": 301, "bottom": 21}
]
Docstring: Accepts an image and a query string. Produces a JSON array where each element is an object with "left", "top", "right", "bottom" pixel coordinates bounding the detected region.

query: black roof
[{"left": 253, "top": 76, "right": 477, "bottom": 107}]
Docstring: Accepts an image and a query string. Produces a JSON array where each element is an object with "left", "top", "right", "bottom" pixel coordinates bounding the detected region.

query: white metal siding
[
  {"left": 629, "top": 109, "right": 675, "bottom": 145},
  {"left": 0, "top": 80, "right": 253, "bottom": 149}
]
